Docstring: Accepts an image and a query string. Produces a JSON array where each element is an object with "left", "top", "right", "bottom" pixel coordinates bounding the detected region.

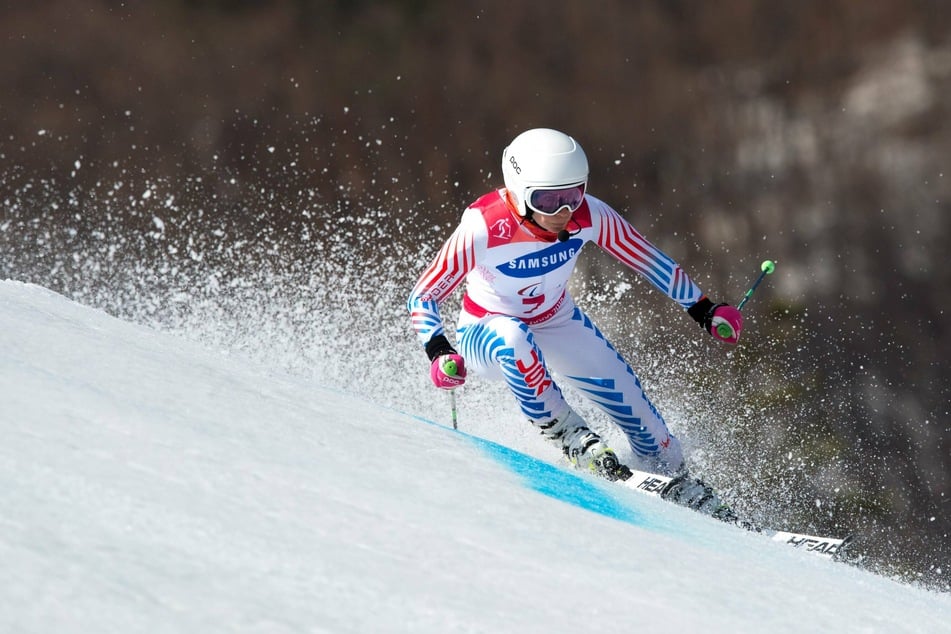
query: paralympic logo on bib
[{"left": 499, "top": 238, "right": 582, "bottom": 278}]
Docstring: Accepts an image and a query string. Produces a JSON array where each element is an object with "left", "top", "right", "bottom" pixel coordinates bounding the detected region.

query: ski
[{"left": 619, "top": 468, "right": 854, "bottom": 559}]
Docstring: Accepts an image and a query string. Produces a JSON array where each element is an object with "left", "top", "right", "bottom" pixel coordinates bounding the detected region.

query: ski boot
[
  {"left": 661, "top": 471, "right": 737, "bottom": 523},
  {"left": 534, "top": 408, "right": 633, "bottom": 482},
  {"left": 576, "top": 444, "right": 633, "bottom": 482}
]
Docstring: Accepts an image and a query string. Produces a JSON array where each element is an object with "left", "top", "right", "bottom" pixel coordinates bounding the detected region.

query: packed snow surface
[{"left": 1, "top": 280, "right": 948, "bottom": 633}]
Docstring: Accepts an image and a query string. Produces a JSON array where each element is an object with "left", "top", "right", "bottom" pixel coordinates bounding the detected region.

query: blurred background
[{"left": 1, "top": 1, "right": 948, "bottom": 589}]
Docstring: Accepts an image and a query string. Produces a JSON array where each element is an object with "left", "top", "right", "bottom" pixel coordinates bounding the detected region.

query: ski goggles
[{"left": 525, "top": 182, "right": 587, "bottom": 216}]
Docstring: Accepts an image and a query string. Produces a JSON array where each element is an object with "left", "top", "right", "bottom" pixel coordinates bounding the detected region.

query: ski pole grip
[
  {"left": 716, "top": 322, "right": 734, "bottom": 338},
  {"left": 442, "top": 358, "right": 458, "bottom": 377}
]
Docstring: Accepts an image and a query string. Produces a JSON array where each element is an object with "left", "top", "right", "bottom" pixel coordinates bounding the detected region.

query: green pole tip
[
  {"left": 442, "top": 359, "right": 458, "bottom": 376},
  {"left": 761, "top": 260, "right": 776, "bottom": 274}
]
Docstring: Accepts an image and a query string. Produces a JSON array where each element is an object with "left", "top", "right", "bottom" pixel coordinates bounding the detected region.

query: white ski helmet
[{"left": 501, "top": 128, "right": 589, "bottom": 217}]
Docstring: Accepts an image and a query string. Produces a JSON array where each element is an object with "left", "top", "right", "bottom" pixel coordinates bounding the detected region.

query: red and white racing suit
[{"left": 408, "top": 189, "right": 704, "bottom": 473}]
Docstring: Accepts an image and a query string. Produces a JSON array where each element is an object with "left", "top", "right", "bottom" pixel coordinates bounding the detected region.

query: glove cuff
[
  {"left": 688, "top": 296, "right": 730, "bottom": 332},
  {"left": 688, "top": 297, "right": 715, "bottom": 328},
  {"left": 425, "top": 334, "right": 457, "bottom": 362}
]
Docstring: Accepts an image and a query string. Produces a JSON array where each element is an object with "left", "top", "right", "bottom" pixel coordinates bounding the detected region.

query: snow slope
[{"left": 1, "top": 279, "right": 948, "bottom": 634}]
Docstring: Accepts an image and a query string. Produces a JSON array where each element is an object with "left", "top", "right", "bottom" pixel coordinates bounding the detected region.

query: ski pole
[
  {"left": 449, "top": 390, "right": 458, "bottom": 430},
  {"left": 716, "top": 259, "right": 776, "bottom": 338},
  {"left": 442, "top": 357, "right": 460, "bottom": 430}
]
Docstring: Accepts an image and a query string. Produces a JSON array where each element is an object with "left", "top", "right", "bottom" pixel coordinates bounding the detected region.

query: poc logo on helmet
[{"left": 509, "top": 156, "right": 521, "bottom": 174}]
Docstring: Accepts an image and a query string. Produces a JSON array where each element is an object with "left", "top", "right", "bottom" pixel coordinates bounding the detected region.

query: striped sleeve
[
  {"left": 592, "top": 200, "right": 703, "bottom": 309},
  {"left": 407, "top": 214, "right": 479, "bottom": 346}
]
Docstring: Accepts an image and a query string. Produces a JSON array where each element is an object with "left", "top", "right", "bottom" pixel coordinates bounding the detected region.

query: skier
[{"left": 407, "top": 128, "right": 743, "bottom": 518}]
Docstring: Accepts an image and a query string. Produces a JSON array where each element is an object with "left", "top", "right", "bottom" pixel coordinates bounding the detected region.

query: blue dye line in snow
[
  {"left": 407, "top": 413, "right": 646, "bottom": 527},
  {"left": 470, "top": 435, "right": 644, "bottom": 525}
]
